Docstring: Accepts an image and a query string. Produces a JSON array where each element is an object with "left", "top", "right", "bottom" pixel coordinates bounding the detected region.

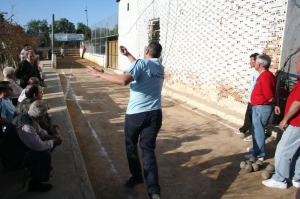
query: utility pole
[
  {"left": 52, "top": 14, "right": 54, "bottom": 57},
  {"left": 85, "top": 6, "right": 88, "bottom": 27},
  {"left": 84, "top": 6, "right": 89, "bottom": 44},
  {"left": 51, "top": 14, "right": 56, "bottom": 68}
]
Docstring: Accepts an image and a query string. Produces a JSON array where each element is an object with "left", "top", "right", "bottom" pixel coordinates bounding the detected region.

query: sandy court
[{"left": 57, "top": 57, "right": 297, "bottom": 199}]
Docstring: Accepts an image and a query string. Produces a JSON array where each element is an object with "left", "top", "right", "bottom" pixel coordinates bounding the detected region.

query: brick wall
[{"left": 118, "top": 0, "right": 288, "bottom": 116}]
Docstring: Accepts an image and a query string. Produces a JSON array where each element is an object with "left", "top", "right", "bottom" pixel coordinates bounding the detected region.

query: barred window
[{"left": 148, "top": 19, "right": 160, "bottom": 42}]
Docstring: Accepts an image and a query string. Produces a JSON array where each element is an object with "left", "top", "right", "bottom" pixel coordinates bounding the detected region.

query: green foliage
[
  {"left": 0, "top": 15, "right": 104, "bottom": 69},
  {"left": 52, "top": 18, "right": 76, "bottom": 33},
  {"left": 27, "top": 20, "right": 50, "bottom": 46},
  {"left": 76, "top": 22, "right": 91, "bottom": 40},
  {"left": 0, "top": 19, "right": 40, "bottom": 69}
]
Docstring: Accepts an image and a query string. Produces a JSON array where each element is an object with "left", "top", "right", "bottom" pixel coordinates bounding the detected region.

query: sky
[{"left": 0, "top": 0, "right": 119, "bottom": 27}]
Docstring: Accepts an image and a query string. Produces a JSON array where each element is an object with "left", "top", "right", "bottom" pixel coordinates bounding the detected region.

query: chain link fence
[
  {"left": 119, "top": 0, "right": 288, "bottom": 104},
  {"left": 84, "top": 13, "right": 118, "bottom": 55}
]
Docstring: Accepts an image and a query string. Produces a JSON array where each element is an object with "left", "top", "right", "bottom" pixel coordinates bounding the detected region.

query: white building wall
[
  {"left": 118, "top": 0, "right": 139, "bottom": 70},
  {"left": 84, "top": 53, "right": 106, "bottom": 67},
  {"left": 118, "top": 0, "right": 288, "bottom": 118}
]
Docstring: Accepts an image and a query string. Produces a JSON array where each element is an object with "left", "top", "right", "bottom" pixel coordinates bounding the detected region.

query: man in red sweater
[
  {"left": 262, "top": 56, "right": 300, "bottom": 189},
  {"left": 245, "top": 54, "right": 276, "bottom": 161}
]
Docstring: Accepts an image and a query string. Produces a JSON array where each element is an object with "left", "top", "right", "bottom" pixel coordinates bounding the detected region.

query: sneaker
[
  {"left": 262, "top": 179, "right": 287, "bottom": 189},
  {"left": 292, "top": 180, "right": 300, "bottom": 188},
  {"left": 28, "top": 181, "right": 53, "bottom": 192},
  {"left": 245, "top": 154, "right": 264, "bottom": 161},
  {"left": 151, "top": 194, "right": 161, "bottom": 199},
  {"left": 125, "top": 176, "right": 144, "bottom": 187},
  {"left": 246, "top": 147, "right": 253, "bottom": 153},
  {"left": 243, "top": 135, "right": 253, "bottom": 142},
  {"left": 234, "top": 129, "right": 244, "bottom": 135}
]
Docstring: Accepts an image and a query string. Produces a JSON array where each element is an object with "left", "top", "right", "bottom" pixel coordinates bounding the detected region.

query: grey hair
[
  {"left": 26, "top": 50, "right": 35, "bottom": 56},
  {"left": 256, "top": 54, "right": 271, "bottom": 69},
  {"left": 3, "top": 67, "right": 15, "bottom": 77},
  {"left": 28, "top": 100, "right": 48, "bottom": 119}
]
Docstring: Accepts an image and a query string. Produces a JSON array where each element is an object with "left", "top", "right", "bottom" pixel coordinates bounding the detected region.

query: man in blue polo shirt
[{"left": 87, "top": 41, "right": 164, "bottom": 199}]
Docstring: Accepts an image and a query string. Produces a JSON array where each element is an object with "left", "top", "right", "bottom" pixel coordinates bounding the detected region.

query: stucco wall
[
  {"left": 280, "top": 0, "right": 300, "bottom": 74},
  {"left": 118, "top": 0, "right": 289, "bottom": 122},
  {"left": 84, "top": 53, "right": 106, "bottom": 67}
]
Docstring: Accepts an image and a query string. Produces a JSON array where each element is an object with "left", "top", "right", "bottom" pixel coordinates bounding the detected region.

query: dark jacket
[
  {"left": 0, "top": 113, "right": 32, "bottom": 170},
  {"left": 15, "top": 60, "right": 41, "bottom": 88}
]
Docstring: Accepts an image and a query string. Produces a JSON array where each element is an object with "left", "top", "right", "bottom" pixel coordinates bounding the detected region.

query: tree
[
  {"left": 53, "top": 18, "right": 76, "bottom": 33},
  {"left": 76, "top": 22, "right": 91, "bottom": 40},
  {"left": 0, "top": 20, "right": 39, "bottom": 69},
  {"left": 26, "top": 20, "right": 50, "bottom": 46}
]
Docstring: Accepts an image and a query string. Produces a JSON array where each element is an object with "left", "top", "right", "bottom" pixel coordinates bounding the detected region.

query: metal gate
[{"left": 108, "top": 40, "right": 118, "bottom": 69}]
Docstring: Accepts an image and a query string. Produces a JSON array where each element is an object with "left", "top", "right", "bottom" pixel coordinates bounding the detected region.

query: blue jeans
[
  {"left": 271, "top": 125, "right": 300, "bottom": 182},
  {"left": 251, "top": 105, "right": 273, "bottom": 159},
  {"left": 125, "top": 110, "right": 162, "bottom": 195}
]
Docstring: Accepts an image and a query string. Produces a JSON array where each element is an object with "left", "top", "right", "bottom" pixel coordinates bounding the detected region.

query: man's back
[{"left": 125, "top": 59, "right": 164, "bottom": 114}]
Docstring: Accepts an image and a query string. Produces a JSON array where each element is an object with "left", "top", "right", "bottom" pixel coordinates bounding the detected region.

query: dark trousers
[
  {"left": 26, "top": 150, "right": 51, "bottom": 182},
  {"left": 239, "top": 102, "right": 252, "bottom": 134},
  {"left": 125, "top": 110, "right": 162, "bottom": 195}
]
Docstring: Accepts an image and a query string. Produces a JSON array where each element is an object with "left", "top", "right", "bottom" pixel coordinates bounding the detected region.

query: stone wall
[{"left": 118, "top": 0, "right": 290, "bottom": 120}]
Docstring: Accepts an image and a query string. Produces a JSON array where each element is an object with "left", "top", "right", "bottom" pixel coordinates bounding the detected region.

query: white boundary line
[{"left": 60, "top": 65, "right": 120, "bottom": 179}]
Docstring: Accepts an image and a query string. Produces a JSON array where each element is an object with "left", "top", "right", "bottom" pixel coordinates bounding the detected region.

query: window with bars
[{"left": 148, "top": 19, "right": 160, "bottom": 42}]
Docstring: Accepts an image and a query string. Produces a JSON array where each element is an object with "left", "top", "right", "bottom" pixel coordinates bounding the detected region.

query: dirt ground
[{"left": 56, "top": 57, "right": 297, "bottom": 199}]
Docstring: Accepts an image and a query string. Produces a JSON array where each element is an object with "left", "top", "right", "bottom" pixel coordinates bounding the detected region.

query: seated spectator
[
  {"left": 16, "top": 84, "right": 43, "bottom": 115},
  {"left": 18, "top": 77, "right": 41, "bottom": 103},
  {"left": 0, "top": 81, "right": 16, "bottom": 122},
  {"left": 0, "top": 122, "right": 29, "bottom": 170},
  {"left": 16, "top": 84, "right": 58, "bottom": 135},
  {"left": 3, "top": 67, "right": 23, "bottom": 106},
  {"left": 12, "top": 100, "right": 62, "bottom": 192},
  {"left": 15, "top": 50, "right": 41, "bottom": 89}
]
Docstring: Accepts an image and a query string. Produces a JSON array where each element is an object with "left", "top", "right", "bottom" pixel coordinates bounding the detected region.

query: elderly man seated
[
  {"left": 1, "top": 100, "right": 63, "bottom": 192},
  {"left": 3, "top": 67, "right": 23, "bottom": 106},
  {"left": 16, "top": 84, "right": 59, "bottom": 136},
  {"left": 18, "top": 77, "right": 41, "bottom": 103}
]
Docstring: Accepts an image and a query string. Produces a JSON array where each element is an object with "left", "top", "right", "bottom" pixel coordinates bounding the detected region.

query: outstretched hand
[
  {"left": 120, "top": 46, "right": 130, "bottom": 56},
  {"left": 119, "top": 45, "right": 136, "bottom": 63},
  {"left": 86, "top": 66, "right": 104, "bottom": 77}
]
